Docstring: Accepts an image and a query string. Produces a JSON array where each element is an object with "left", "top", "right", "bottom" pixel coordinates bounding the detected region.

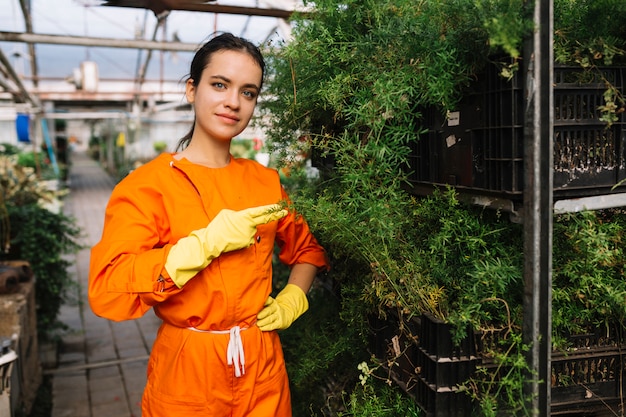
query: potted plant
[{"left": 0, "top": 145, "right": 82, "bottom": 341}]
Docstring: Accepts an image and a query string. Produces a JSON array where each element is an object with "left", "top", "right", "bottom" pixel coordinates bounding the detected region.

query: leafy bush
[
  {"left": 554, "top": 0, "right": 626, "bottom": 67},
  {"left": 0, "top": 143, "right": 22, "bottom": 156},
  {"left": 0, "top": 151, "right": 82, "bottom": 340},
  {"left": 264, "top": 0, "right": 626, "bottom": 414},
  {"left": 4, "top": 203, "right": 82, "bottom": 338},
  {"left": 337, "top": 379, "right": 422, "bottom": 417},
  {"left": 552, "top": 209, "right": 626, "bottom": 341}
]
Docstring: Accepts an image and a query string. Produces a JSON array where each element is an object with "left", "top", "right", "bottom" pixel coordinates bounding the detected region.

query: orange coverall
[{"left": 89, "top": 153, "right": 329, "bottom": 417}]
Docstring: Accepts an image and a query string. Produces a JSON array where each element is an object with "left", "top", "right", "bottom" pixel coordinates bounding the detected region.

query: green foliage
[
  {"left": 263, "top": 0, "right": 524, "bottom": 156},
  {"left": 553, "top": 0, "right": 626, "bottom": 125},
  {"left": 337, "top": 379, "right": 422, "bottom": 417},
  {"left": 291, "top": 179, "right": 524, "bottom": 339},
  {"left": 273, "top": 242, "right": 372, "bottom": 415},
  {"left": 263, "top": 0, "right": 529, "bottom": 343},
  {"left": 469, "top": 332, "right": 533, "bottom": 417},
  {"left": 410, "top": 190, "right": 524, "bottom": 327},
  {"left": 552, "top": 210, "right": 626, "bottom": 341},
  {"left": 0, "top": 148, "right": 82, "bottom": 340},
  {"left": 152, "top": 140, "right": 167, "bottom": 153},
  {"left": 264, "top": 1, "right": 528, "bottom": 413},
  {"left": 282, "top": 283, "right": 371, "bottom": 416},
  {"left": 264, "top": 0, "right": 626, "bottom": 414},
  {"left": 476, "top": 0, "right": 530, "bottom": 60},
  {"left": 554, "top": 0, "right": 626, "bottom": 66},
  {"left": 0, "top": 143, "right": 22, "bottom": 156},
  {"left": 230, "top": 138, "right": 262, "bottom": 160},
  {"left": 3, "top": 203, "right": 82, "bottom": 339}
]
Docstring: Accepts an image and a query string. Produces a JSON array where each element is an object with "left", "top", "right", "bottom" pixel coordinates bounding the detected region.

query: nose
[{"left": 224, "top": 90, "right": 240, "bottom": 109}]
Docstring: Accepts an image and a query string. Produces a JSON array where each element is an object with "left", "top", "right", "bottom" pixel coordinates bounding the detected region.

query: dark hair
[{"left": 176, "top": 32, "right": 265, "bottom": 150}]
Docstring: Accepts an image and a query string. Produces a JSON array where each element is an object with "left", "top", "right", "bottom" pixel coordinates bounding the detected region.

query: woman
[{"left": 88, "top": 32, "right": 329, "bottom": 417}]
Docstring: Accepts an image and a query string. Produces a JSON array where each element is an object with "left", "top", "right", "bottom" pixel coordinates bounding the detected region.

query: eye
[
  {"left": 242, "top": 90, "right": 258, "bottom": 99},
  {"left": 212, "top": 82, "right": 226, "bottom": 89}
]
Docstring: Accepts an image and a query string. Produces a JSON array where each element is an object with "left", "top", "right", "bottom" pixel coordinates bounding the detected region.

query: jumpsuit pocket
[
  {"left": 144, "top": 390, "right": 207, "bottom": 417},
  {"left": 247, "top": 363, "right": 291, "bottom": 417},
  {"left": 145, "top": 325, "right": 209, "bottom": 409}
]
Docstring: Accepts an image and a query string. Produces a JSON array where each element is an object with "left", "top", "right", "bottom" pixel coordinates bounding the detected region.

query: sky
[{"left": 1, "top": 0, "right": 293, "bottom": 81}]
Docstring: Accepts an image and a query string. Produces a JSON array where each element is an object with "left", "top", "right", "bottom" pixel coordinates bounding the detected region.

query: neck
[{"left": 177, "top": 140, "right": 231, "bottom": 168}]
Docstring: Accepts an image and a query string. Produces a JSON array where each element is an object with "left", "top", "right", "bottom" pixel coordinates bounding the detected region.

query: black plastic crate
[
  {"left": 371, "top": 312, "right": 626, "bottom": 417},
  {"left": 368, "top": 312, "right": 421, "bottom": 394},
  {"left": 416, "top": 313, "right": 479, "bottom": 391},
  {"left": 407, "top": 64, "right": 626, "bottom": 200},
  {"left": 414, "top": 376, "right": 473, "bottom": 417},
  {"left": 550, "top": 325, "right": 626, "bottom": 416},
  {"left": 418, "top": 313, "right": 477, "bottom": 359},
  {"left": 416, "top": 348, "right": 478, "bottom": 392},
  {"left": 414, "top": 314, "right": 479, "bottom": 416},
  {"left": 370, "top": 313, "right": 479, "bottom": 417}
]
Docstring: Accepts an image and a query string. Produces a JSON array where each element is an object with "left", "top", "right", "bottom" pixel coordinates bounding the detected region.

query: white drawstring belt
[
  {"left": 227, "top": 326, "right": 245, "bottom": 377},
  {"left": 187, "top": 325, "right": 248, "bottom": 377}
]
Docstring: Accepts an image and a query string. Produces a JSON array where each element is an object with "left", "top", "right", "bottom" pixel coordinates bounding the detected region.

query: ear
[{"left": 185, "top": 79, "right": 196, "bottom": 104}]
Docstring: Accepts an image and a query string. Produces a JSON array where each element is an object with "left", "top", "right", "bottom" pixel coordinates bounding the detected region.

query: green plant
[
  {"left": 16, "top": 151, "right": 57, "bottom": 180},
  {"left": 273, "top": 242, "right": 372, "bottom": 415},
  {"left": 468, "top": 331, "right": 533, "bottom": 417},
  {"left": 0, "top": 154, "right": 65, "bottom": 209},
  {"left": 282, "top": 283, "right": 371, "bottom": 416},
  {"left": 263, "top": 1, "right": 528, "bottom": 412},
  {"left": 4, "top": 203, "right": 82, "bottom": 338},
  {"left": 552, "top": 209, "right": 626, "bottom": 342},
  {"left": 553, "top": 0, "right": 626, "bottom": 126},
  {"left": 230, "top": 138, "right": 255, "bottom": 159},
  {"left": 0, "top": 154, "right": 82, "bottom": 340},
  {"left": 0, "top": 143, "right": 23, "bottom": 156},
  {"left": 263, "top": 0, "right": 511, "bottom": 156},
  {"left": 554, "top": 0, "right": 626, "bottom": 67},
  {"left": 153, "top": 140, "right": 167, "bottom": 153},
  {"left": 337, "top": 378, "right": 422, "bottom": 417},
  {"left": 264, "top": 0, "right": 626, "bottom": 414}
]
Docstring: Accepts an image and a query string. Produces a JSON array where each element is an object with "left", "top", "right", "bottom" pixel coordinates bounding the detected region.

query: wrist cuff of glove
[{"left": 280, "top": 283, "right": 309, "bottom": 315}]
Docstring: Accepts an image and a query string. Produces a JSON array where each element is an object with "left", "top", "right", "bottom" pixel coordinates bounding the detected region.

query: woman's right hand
[{"left": 164, "top": 204, "right": 287, "bottom": 287}]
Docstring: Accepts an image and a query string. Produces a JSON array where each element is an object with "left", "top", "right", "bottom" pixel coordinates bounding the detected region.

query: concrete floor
[{"left": 50, "top": 151, "right": 162, "bottom": 417}]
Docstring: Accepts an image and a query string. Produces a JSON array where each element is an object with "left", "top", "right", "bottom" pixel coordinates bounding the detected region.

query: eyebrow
[{"left": 210, "top": 75, "right": 260, "bottom": 92}]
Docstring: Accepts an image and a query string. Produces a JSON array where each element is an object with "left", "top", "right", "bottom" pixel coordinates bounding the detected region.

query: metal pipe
[
  {"left": 136, "top": 12, "right": 170, "bottom": 90},
  {"left": 522, "top": 0, "right": 554, "bottom": 416},
  {"left": 0, "top": 31, "right": 201, "bottom": 52},
  {"left": 101, "top": 2, "right": 298, "bottom": 18},
  {"left": 0, "top": 47, "right": 41, "bottom": 108},
  {"left": 18, "top": 0, "right": 38, "bottom": 87}
]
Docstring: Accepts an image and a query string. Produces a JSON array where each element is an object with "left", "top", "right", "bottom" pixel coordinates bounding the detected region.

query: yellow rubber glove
[
  {"left": 165, "top": 204, "right": 287, "bottom": 287},
  {"left": 257, "top": 284, "right": 309, "bottom": 331}
]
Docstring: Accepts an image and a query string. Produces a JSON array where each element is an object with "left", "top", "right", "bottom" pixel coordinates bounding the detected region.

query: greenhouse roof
[{"left": 0, "top": 0, "right": 303, "bottom": 113}]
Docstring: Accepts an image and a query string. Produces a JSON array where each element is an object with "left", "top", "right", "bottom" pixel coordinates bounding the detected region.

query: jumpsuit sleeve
[
  {"left": 275, "top": 187, "right": 330, "bottom": 271},
  {"left": 88, "top": 177, "right": 182, "bottom": 322}
]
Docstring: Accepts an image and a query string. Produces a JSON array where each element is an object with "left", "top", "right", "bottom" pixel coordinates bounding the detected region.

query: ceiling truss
[{"left": 0, "top": 1, "right": 300, "bottom": 111}]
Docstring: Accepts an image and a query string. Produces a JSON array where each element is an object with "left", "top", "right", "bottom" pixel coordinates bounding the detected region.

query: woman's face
[{"left": 185, "top": 49, "right": 262, "bottom": 143}]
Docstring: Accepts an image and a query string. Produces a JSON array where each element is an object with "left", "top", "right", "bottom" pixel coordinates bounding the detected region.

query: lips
[{"left": 216, "top": 113, "right": 240, "bottom": 124}]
